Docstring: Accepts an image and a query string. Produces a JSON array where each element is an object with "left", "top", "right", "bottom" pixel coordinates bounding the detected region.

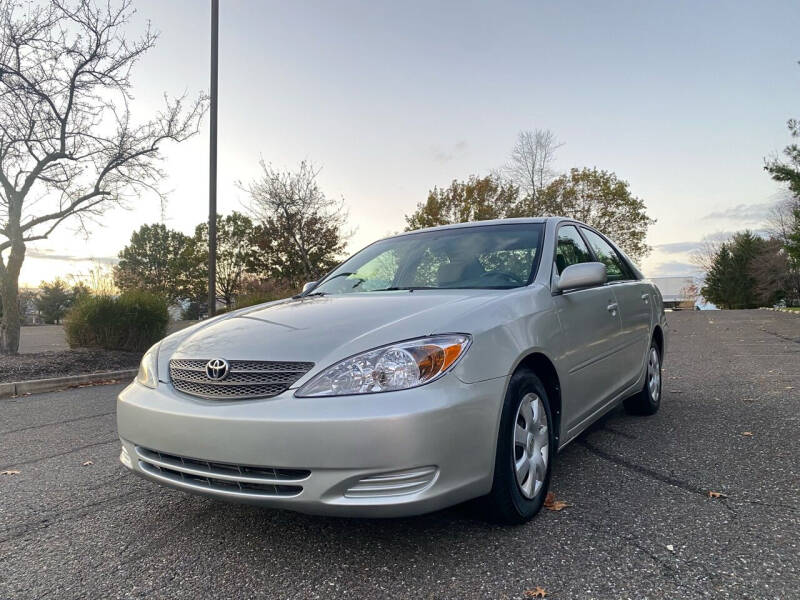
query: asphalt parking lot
[{"left": 1, "top": 310, "right": 798, "bottom": 599}]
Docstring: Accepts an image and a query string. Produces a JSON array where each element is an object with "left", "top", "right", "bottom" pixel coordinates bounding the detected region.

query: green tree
[
  {"left": 765, "top": 99, "right": 800, "bottom": 305},
  {"left": 36, "top": 278, "right": 73, "bottom": 324},
  {"left": 114, "top": 224, "right": 201, "bottom": 304},
  {"left": 765, "top": 117, "right": 800, "bottom": 197},
  {"left": 749, "top": 237, "right": 795, "bottom": 307},
  {"left": 405, "top": 168, "right": 653, "bottom": 262},
  {"left": 190, "top": 212, "right": 263, "bottom": 308},
  {"left": 701, "top": 231, "right": 767, "bottom": 309},
  {"left": 405, "top": 175, "right": 520, "bottom": 230},
  {"left": 0, "top": 1, "right": 205, "bottom": 354},
  {"left": 71, "top": 281, "right": 92, "bottom": 302},
  {"left": 246, "top": 160, "right": 348, "bottom": 287},
  {"left": 531, "top": 168, "right": 653, "bottom": 262}
]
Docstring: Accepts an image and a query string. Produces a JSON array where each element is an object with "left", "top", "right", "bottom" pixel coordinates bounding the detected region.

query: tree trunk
[{"left": 0, "top": 241, "right": 26, "bottom": 355}]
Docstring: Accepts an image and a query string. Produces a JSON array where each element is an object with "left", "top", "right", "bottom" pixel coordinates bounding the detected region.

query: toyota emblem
[{"left": 205, "top": 358, "right": 230, "bottom": 381}]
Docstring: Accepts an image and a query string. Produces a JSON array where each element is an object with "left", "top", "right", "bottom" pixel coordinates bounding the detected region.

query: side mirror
[
  {"left": 302, "top": 281, "right": 317, "bottom": 294},
  {"left": 555, "top": 262, "right": 607, "bottom": 292}
]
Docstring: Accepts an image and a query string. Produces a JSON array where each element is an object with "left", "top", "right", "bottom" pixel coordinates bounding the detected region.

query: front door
[
  {"left": 551, "top": 224, "right": 625, "bottom": 430},
  {"left": 581, "top": 228, "right": 652, "bottom": 390}
]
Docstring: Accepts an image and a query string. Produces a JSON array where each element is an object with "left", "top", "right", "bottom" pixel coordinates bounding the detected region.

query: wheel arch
[
  {"left": 514, "top": 352, "right": 563, "bottom": 449},
  {"left": 652, "top": 324, "right": 664, "bottom": 357}
]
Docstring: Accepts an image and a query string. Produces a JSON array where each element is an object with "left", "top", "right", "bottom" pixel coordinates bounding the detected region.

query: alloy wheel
[
  {"left": 513, "top": 392, "right": 549, "bottom": 499},
  {"left": 648, "top": 347, "right": 661, "bottom": 403}
]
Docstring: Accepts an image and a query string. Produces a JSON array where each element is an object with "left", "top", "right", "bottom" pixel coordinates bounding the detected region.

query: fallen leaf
[
  {"left": 1, "top": 470, "right": 20, "bottom": 475},
  {"left": 82, "top": 460, "right": 93, "bottom": 466},
  {"left": 708, "top": 490, "right": 727, "bottom": 499},
  {"left": 524, "top": 587, "right": 548, "bottom": 598},
  {"left": 543, "top": 492, "right": 570, "bottom": 511},
  {"left": 742, "top": 432, "right": 753, "bottom": 437}
]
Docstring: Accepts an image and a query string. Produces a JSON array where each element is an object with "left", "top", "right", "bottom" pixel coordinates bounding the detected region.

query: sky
[{"left": 18, "top": 0, "right": 800, "bottom": 286}]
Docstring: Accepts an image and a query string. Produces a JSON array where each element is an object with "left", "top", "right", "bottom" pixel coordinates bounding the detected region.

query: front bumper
[{"left": 116, "top": 374, "right": 506, "bottom": 517}]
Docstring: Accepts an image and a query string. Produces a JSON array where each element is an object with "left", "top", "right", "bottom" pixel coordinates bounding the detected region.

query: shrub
[
  {"left": 232, "top": 292, "right": 283, "bottom": 310},
  {"left": 65, "top": 290, "right": 168, "bottom": 352},
  {"left": 237, "top": 279, "right": 295, "bottom": 308}
]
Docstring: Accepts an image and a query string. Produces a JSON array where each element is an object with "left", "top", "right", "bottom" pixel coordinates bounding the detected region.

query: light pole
[{"left": 208, "top": 0, "right": 218, "bottom": 317}]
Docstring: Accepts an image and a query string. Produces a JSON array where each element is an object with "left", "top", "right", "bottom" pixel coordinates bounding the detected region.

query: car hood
[{"left": 158, "top": 290, "right": 502, "bottom": 381}]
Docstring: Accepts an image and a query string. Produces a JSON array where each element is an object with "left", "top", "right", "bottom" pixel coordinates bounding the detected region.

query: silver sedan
[{"left": 118, "top": 217, "right": 666, "bottom": 524}]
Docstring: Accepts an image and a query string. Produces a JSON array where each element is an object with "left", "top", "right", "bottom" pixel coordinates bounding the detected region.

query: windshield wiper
[{"left": 292, "top": 290, "right": 327, "bottom": 299}]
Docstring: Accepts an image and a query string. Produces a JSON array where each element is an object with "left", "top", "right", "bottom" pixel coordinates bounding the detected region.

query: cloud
[
  {"left": 647, "top": 261, "right": 703, "bottom": 277},
  {"left": 654, "top": 229, "right": 771, "bottom": 256},
  {"left": 26, "top": 248, "right": 117, "bottom": 265},
  {"left": 702, "top": 202, "right": 773, "bottom": 223},
  {"left": 431, "top": 140, "right": 468, "bottom": 163},
  {"left": 653, "top": 241, "right": 704, "bottom": 254}
]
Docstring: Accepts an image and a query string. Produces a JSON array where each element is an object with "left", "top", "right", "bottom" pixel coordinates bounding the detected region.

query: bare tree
[
  {"left": 679, "top": 282, "right": 700, "bottom": 305},
  {"left": 691, "top": 234, "right": 729, "bottom": 273},
  {"left": 245, "top": 160, "right": 348, "bottom": 288},
  {"left": 768, "top": 194, "right": 799, "bottom": 245},
  {"left": 766, "top": 195, "right": 800, "bottom": 304},
  {"left": 501, "top": 129, "right": 563, "bottom": 203},
  {"left": 0, "top": 0, "right": 206, "bottom": 353}
]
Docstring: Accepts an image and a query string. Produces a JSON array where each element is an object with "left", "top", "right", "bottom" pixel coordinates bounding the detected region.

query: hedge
[{"left": 65, "top": 290, "right": 168, "bottom": 352}]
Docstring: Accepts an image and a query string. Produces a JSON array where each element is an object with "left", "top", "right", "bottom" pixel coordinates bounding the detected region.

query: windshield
[{"left": 313, "top": 223, "right": 544, "bottom": 294}]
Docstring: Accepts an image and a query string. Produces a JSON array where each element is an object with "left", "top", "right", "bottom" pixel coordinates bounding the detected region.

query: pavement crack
[
  {"left": 577, "top": 439, "right": 734, "bottom": 512},
  {"left": 759, "top": 327, "right": 800, "bottom": 344},
  {"left": 0, "top": 437, "right": 118, "bottom": 471},
  {"left": 0, "top": 410, "right": 115, "bottom": 436},
  {"left": 0, "top": 488, "right": 156, "bottom": 543}
]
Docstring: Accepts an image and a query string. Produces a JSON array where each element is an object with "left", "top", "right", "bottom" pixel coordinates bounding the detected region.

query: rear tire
[
  {"left": 624, "top": 339, "right": 662, "bottom": 416},
  {"left": 484, "top": 369, "right": 555, "bottom": 525}
]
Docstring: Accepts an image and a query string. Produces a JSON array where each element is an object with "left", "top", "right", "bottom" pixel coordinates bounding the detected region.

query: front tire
[
  {"left": 484, "top": 369, "right": 555, "bottom": 524},
  {"left": 624, "top": 340, "right": 662, "bottom": 415}
]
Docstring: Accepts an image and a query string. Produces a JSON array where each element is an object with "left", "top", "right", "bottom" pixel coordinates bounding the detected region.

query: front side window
[
  {"left": 313, "top": 224, "right": 543, "bottom": 294},
  {"left": 580, "top": 228, "right": 630, "bottom": 282},
  {"left": 555, "top": 225, "right": 593, "bottom": 275}
]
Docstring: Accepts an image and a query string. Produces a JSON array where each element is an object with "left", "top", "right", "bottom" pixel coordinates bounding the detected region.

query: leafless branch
[
  {"left": 500, "top": 129, "right": 563, "bottom": 203},
  {"left": 0, "top": 0, "right": 207, "bottom": 353}
]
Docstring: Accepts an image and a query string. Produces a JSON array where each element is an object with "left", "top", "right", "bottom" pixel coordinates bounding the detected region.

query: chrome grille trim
[
  {"left": 345, "top": 466, "right": 438, "bottom": 498},
  {"left": 169, "top": 359, "right": 313, "bottom": 400},
  {"left": 136, "top": 446, "right": 308, "bottom": 498}
]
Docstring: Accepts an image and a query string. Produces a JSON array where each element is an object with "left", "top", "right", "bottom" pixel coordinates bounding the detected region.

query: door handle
[
  {"left": 607, "top": 302, "right": 618, "bottom": 316},
  {"left": 641, "top": 293, "right": 649, "bottom": 304}
]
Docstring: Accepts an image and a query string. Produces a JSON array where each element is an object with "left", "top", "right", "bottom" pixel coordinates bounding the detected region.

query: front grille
[
  {"left": 136, "top": 446, "right": 309, "bottom": 498},
  {"left": 169, "top": 359, "right": 313, "bottom": 400}
]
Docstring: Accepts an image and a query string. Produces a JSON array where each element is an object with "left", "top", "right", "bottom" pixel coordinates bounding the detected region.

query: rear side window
[
  {"left": 580, "top": 228, "right": 630, "bottom": 282},
  {"left": 555, "top": 225, "right": 593, "bottom": 275}
]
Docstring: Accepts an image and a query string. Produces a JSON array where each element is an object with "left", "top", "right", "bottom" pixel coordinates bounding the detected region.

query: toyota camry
[{"left": 117, "top": 217, "right": 666, "bottom": 524}]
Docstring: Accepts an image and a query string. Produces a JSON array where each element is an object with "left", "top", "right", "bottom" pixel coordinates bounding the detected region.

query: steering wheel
[{"left": 480, "top": 271, "right": 524, "bottom": 285}]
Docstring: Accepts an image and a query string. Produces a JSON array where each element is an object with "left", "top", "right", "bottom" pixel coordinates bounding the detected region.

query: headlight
[
  {"left": 296, "top": 334, "right": 471, "bottom": 397},
  {"left": 136, "top": 343, "right": 160, "bottom": 389}
]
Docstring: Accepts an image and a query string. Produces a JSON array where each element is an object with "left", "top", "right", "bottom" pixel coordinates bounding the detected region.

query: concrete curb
[{"left": 0, "top": 369, "right": 137, "bottom": 399}]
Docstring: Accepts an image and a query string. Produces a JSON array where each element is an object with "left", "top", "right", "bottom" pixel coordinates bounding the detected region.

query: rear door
[
  {"left": 551, "top": 224, "right": 624, "bottom": 430},
  {"left": 581, "top": 227, "right": 652, "bottom": 390}
]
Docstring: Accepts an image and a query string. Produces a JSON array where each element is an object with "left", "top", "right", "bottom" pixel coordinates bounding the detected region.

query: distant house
[{"left": 650, "top": 276, "right": 715, "bottom": 310}]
